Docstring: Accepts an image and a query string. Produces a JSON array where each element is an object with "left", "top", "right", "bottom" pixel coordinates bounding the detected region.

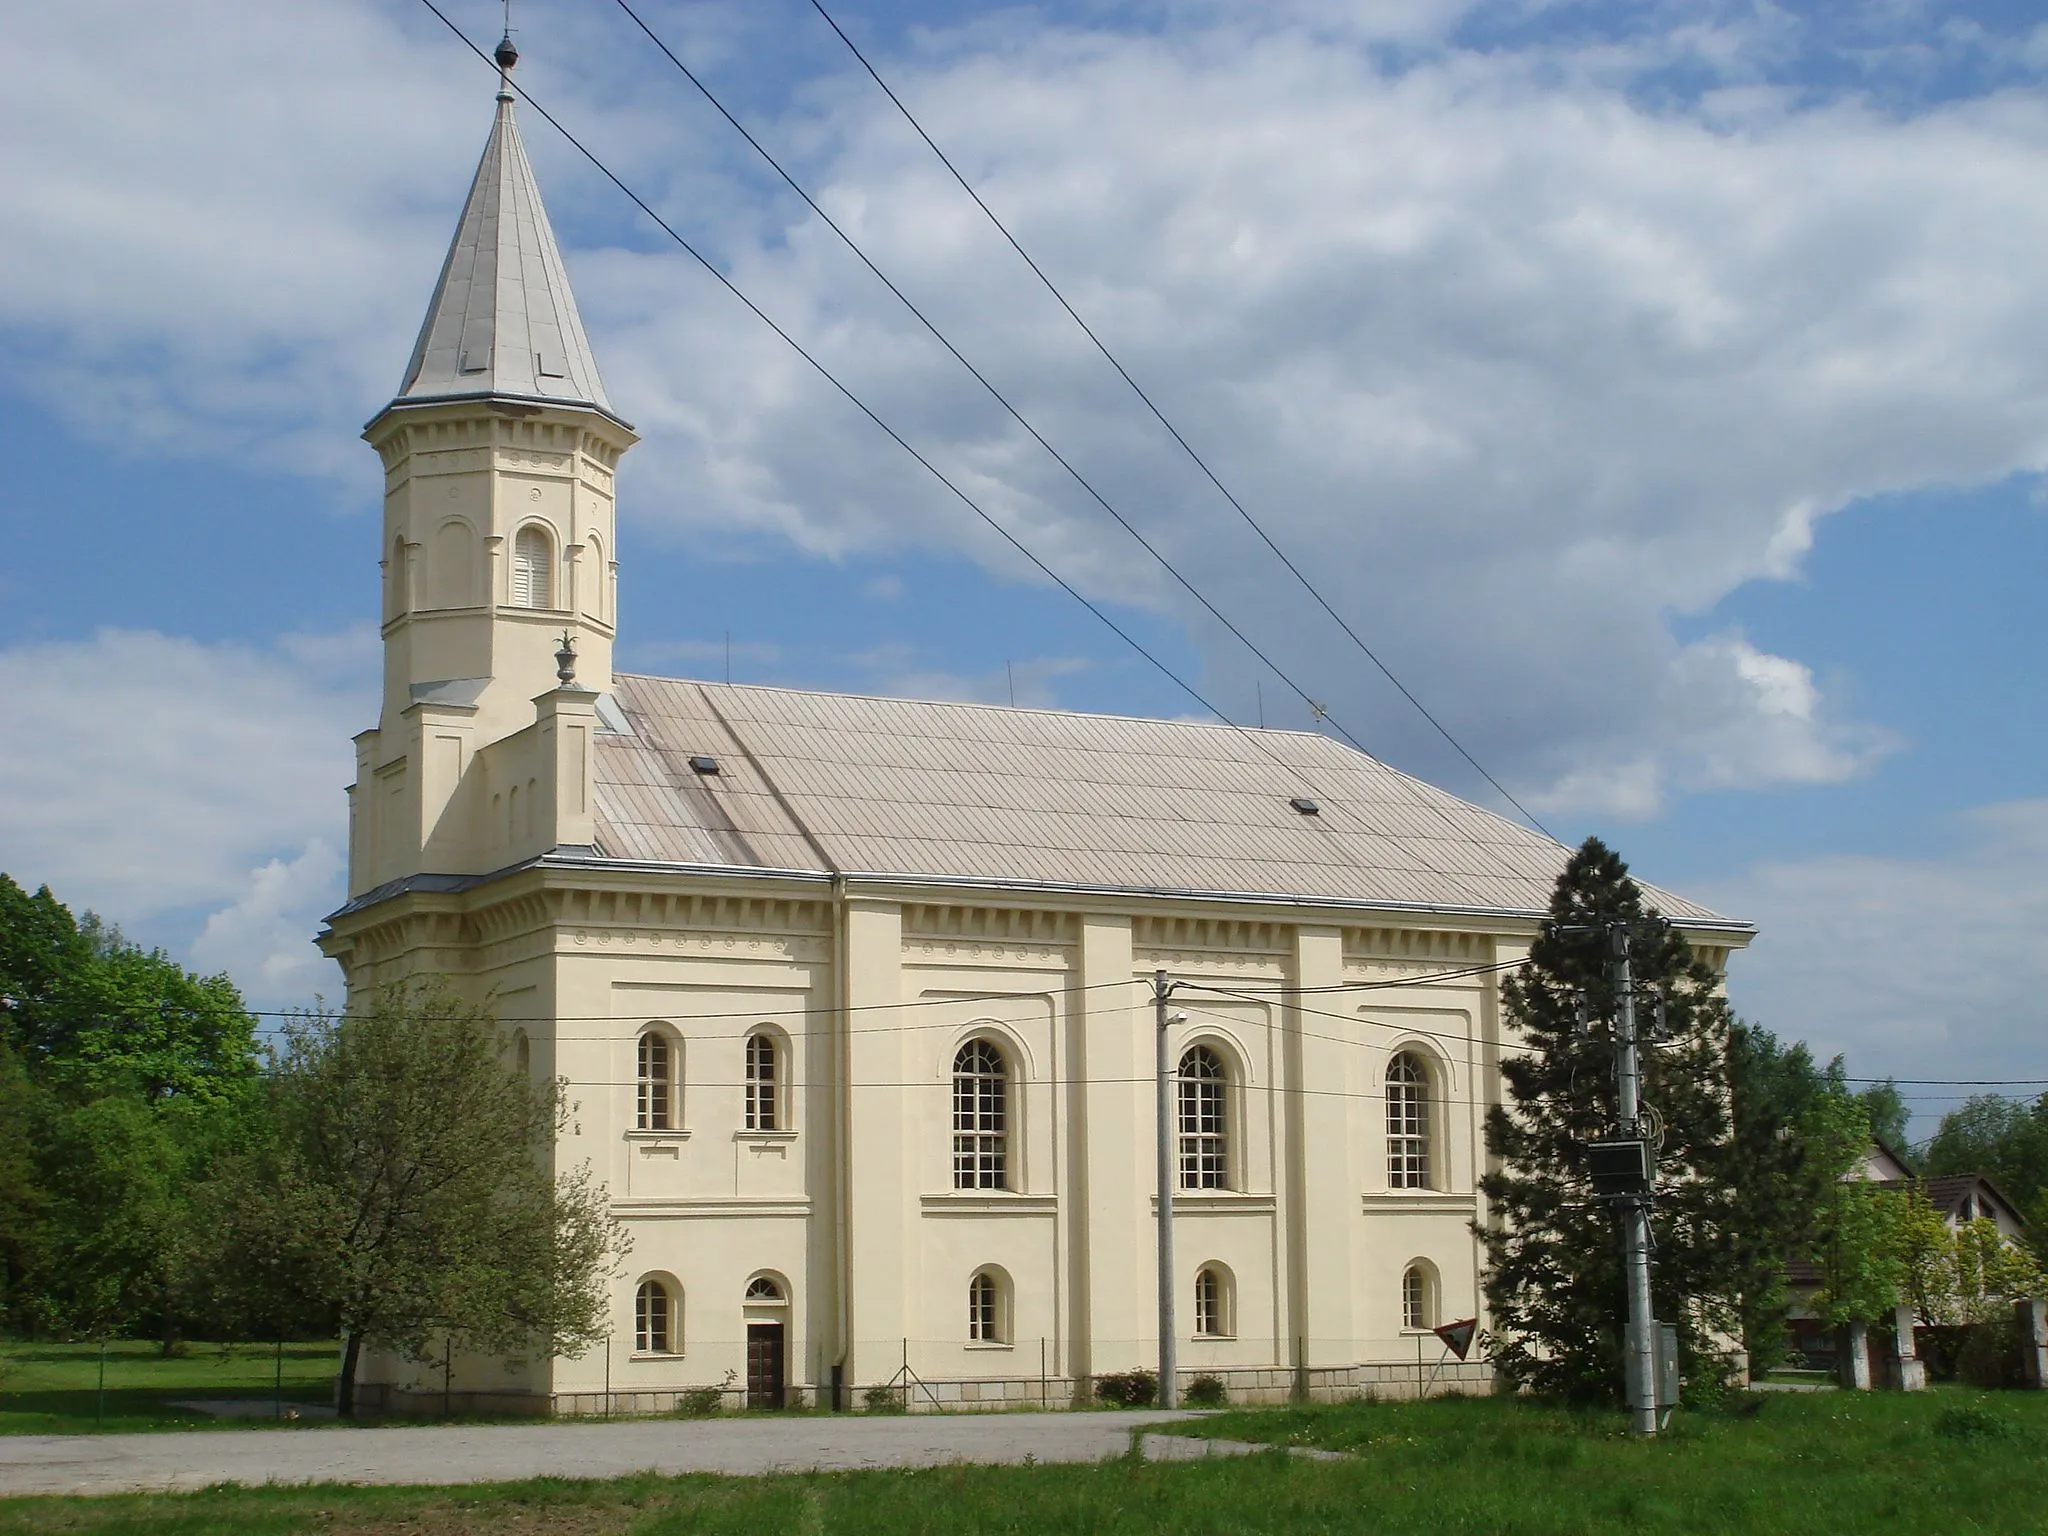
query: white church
[{"left": 320, "top": 49, "right": 1748, "bottom": 1414}]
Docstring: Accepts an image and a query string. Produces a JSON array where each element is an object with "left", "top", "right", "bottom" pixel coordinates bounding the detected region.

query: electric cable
[
  {"left": 413, "top": 0, "right": 1470, "bottom": 882},
  {"left": 807, "top": 0, "right": 1557, "bottom": 842},
  {"left": 607, "top": 0, "right": 1391, "bottom": 778}
]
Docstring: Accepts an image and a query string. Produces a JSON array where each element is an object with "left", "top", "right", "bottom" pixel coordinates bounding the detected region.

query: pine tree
[{"left": 1478, "top": 838, "right": 1742, "bottom": 1402}]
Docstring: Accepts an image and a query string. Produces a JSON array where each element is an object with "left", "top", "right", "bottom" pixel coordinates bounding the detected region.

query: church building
[{"left": 319, "top": 48, "right": 1749, "bottom": 1414}]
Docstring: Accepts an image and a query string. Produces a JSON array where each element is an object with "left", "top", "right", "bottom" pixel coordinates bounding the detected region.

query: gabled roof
[
  {"left": 591, "top": 674, "right": 1741, "bottom": 924},
  {"left": 1876, "top": 1174, "right": 2031, "bottom": 1232},
  {"left": 386, "top": 87, "right": 617, "bottom": 421}
]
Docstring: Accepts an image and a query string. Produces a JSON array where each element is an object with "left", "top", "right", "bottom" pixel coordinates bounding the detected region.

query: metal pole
[
  {"left": 1612, "top": 927, "right": 1658, "bottom": 1437},
  {"left": 1155, "top": 970, "right": 1178, "bottom": 1410}
]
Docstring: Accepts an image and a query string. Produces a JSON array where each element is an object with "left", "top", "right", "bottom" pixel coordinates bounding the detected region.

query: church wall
[{"left": 324, "top": 877, "right": 1529, "bottom": 1412}]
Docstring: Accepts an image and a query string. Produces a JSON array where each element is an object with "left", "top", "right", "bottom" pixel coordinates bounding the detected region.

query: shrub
[
  {"left": 1094, "top": 1370, "right": 1158, "bottom": 1408},
  {"left": 1957, "top": 1319, "right": 2022, "bottom": 1390},
  {"left": 1935, "top": 1401, "right": 2019, "bottom": 1443},
  {"left": 1185, "top": 1374, "right": 1228, "bottom": 1408},
  {"left": 674, "top": 1385, "right": 724, "bottom": 1418},
  {"left": 862, "top": 1383, "right": 907, "bottom": 1413}
]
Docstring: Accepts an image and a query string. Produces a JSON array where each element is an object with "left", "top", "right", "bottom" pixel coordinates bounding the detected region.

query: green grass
[
  {"left": 0, "top": 1340, "right": 337, "bottom": 1435},
  {"left": 2, "top": 1388, "right": 2047, "bottom": 1533}
]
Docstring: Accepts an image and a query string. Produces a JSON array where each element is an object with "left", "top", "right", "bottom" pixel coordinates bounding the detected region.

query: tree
[
  {"left": 1925, "top": 1093, "right": 2048, "bottom": 1211},
  {"left": 1855, "top": 1080, "right": 1911, "bottom": 1156},
  {"left": 197, "top": 983, "right": 626, "bottom": 1415},
  {"left": 1479, "top": 838, "right": 1743, "bottom": 1403},
  {"left": 1724, "top": 1025, "right": 1858, "bottom": 1371},
  {"left": 0, "top": 873, "right": 260, "bottom": 1343}
]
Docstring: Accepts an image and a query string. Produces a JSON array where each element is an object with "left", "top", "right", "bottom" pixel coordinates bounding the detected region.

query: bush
[
  {"left": 675, "top": 1385, "right": 725, "bottom": 1417},
  {"left": 1185, "top": 1374, "right": 1228, "bottom": 1407},
  {"left": 1093, "top": 1370, "right": 1158, "bottom": 1408},
  {"left": 1935, "top": 1401, "right": 2019, "bottom": 1443},
  {"left": 862, "top": 1383, "right": 907, "bottom": 1413},
  {"left": 1957, "top": 1319, "right": 2022, "bottom": 1390}
]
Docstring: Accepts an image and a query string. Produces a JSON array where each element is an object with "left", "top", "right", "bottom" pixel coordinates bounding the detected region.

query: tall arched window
[
  {"left": 1194, "top": 1264, "right": 1233, "bottom": 1338},
  {"left": 952, "top": 1039, "right": 1008, "bottom": 1189},
  {"left": 637, "top": 1030, "right": 673, "bottom": 1131},
  {"left": 744, "top": 1031, "right": 779, "bottom": 1132},
  {"left": 511, "top": 1029, "right": 531, "bottom": 1076},
  {"left": 968, "top": 1269, "right": 1009, "bottom": 1343},
  {"left": 635, "top": 1277, "right": 676, "bottom": 1353},
  {"left": 511, "top": 524, "right": 552, "bottom": 608},
  {"left": 1387, "top": 1053, "right": 1431, "bottom": 1189},
  {"left": 1177, "top": 1045, "right": 1229, "bottom": 1190},
  {"left": 1402, "top": 1263, "right": 1436, "bottom": 1331}
]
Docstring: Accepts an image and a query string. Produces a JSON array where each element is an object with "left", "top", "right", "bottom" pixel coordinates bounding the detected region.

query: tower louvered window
[{"left": 512, "top": 525, "right": 552, "bottom": 608}]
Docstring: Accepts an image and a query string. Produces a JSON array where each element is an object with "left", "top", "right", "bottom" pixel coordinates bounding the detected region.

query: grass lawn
[
  {"left": 0, "top": 1340, "right": 338, "bottom": 1435},
  {"left": 2, "top": 1387, "right": 2046, "bottom": 1533}
]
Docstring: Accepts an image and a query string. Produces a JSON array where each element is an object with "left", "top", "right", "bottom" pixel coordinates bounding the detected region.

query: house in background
[{"left": 1788, "top": 1139, "right": 2033, "bottom": 1370}]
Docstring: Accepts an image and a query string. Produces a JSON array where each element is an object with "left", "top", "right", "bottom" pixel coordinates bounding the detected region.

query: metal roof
[
  {"left": 593, "top": 675, "right": 1737, "bottom": 925},
  {"left": 388, "top": 88, "right": 615, "bottom": 419}
]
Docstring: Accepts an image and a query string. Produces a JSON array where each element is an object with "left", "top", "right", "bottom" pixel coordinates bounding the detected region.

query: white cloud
[
  {"left": 5, "top": 1, "right": 2048, "bottom": 815},
  {"left": 190, "top": 840, "right": 347, "bottom": 1009},
  {"left": 1710, "top": 800, "right": 2048, "bottom": 1112},
  {"left": 0, "top": 628, "right": 370, "bottom": 1002}
]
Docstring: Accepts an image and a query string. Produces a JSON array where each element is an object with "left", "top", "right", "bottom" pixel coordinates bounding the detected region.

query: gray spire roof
[{"left": 391, "top": 88, "right": 617, "bottom": 420}]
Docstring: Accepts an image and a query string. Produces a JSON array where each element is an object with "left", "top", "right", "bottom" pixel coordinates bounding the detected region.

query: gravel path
[{"left": 0, "top": 1410, "right": 1193, "bottom": 1497}]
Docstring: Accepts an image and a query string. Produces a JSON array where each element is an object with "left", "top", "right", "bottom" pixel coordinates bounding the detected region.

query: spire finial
[{"left": 494, "top": 0, "right": 518, "bottom": 100}]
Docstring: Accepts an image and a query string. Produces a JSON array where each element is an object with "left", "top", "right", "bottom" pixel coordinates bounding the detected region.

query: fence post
[
  {"left": 2017, "top": 1299, "right": 2048, "bottom": 1390},
  {"left": 1891, "top": 1305, "right": 1925, "bottom": 1392}
]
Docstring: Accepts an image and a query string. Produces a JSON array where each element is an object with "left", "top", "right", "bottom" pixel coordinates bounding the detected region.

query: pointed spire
[{"left": 389, "top": 35, "right": 619, "bottom": 422}]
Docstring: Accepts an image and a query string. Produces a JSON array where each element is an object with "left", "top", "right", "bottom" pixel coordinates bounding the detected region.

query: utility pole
[
  {"left": 1610, "top": 926, "right": 1659, "bottom": 1437},
  {"left": 1153, "top": 970, "right": 1185, "bottom": 1410}
]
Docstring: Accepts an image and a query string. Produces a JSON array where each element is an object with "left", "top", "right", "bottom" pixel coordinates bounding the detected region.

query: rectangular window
[
  {"left": 745, "top": 1033, "right": 778, "bottom": 1132},
  {"left": 638, "top": 1033, "right": 671, "bottom": 1131}
]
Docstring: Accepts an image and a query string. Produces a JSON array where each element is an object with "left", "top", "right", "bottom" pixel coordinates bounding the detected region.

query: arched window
[
  {"left": 637, "top": 1030, "right": 673, "bottom": 1131},
  {"left": 585, "top": 533, "right": 607, "bottom": 621},
  {"left": 511, "top": 1029, "right": 531, "bottom": 1076},
  {"left": 744, "top": 1275, "right": 785, "bottom": 1304},
  {"left": 511, "top": 524, "right": 552, "bottom": 609},
  {"left": 952, "top": 1038, "right": 1008, "bottom": 1190},
  {"left": 1387, "top": 1053, "right": 1431, "bottom": 1189},
  {"left": 1194, "top": 1264, "right": 1233, "bottom": 1338},
  {"left": 1402, "top": 1263, "right": 1436, "bottom": 1331},
  {"left": 636, "top": 1278, "right": 676, "bottom": 1353},
  {"left": 1177, "top": 1045, "right": 1229, "bottom": 1190},
  {"left": 745, "top": 1031, "right": 779, "bottom": 1132},
  {"left": 968, "top": 1269, "right": 1009, "bottom": 1344},
  {"left": 387, "top": 534, "right": 408, "bottom": 618}
]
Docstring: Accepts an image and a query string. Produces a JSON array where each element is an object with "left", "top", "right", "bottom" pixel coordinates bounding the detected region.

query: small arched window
[
  {"left": 387, "top": 534, "right": 408, "bottom": 618},
  {"left": 637, "top": 1030, "right": 674, "bottom": 1131},
  {"left": 636, "top": 1278, "right": 676, "bottom": 1353},
  {"left": 968, "top": 1269, "right": 1009, "bottom": 1344},
  {"left": 1402, "top": 1263, "right": 1436, "bottom": 1331},
  {"left": 511, "top": 1029, "right": 531, "bottom": 1076},
  {"left": 745, "top": 1031, "right": 779, "bottom": 1132},
  {"left": 1194, "top": 1264, "right": 1233, "bottom": 1338},
  {"left": 1387, "top": 1053, "right": 1431, "bottom": 1189},
  {"left": 952, "top": 1038, "right": 1008, "bottom": 1190},
  {"left": 585, "top": 533, "right": 607, "bottom": 621},
  {"left": 512, "top": 524, "right": 553, "bottom": 608},
  {"left": 744, "top": 1275, "right": 785, "bottom": 1304},
  {"left": 1177, "top": 1045, "right": 1229, "bottom": 1190}
]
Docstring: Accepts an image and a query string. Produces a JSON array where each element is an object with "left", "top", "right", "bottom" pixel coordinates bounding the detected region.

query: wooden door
[{"left": 746, "top": 1322, "right": 785, "bottom": 1409}]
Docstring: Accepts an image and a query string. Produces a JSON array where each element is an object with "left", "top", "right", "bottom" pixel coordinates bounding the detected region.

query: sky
[{"left": 1, "top": 0, "right": 2044, "bottom": 1132}]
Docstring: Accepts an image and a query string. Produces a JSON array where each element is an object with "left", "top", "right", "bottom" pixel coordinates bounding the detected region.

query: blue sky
[{"left": 2, "top": 0, "right": 2044, "bottom": 1126}]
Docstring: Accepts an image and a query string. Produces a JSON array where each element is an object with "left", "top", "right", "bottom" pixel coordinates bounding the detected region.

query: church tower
[{"left": 348, "top": 35, "right": 637, "bottom": 897}]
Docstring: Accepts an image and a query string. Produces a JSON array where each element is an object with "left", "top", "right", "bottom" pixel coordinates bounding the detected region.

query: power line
[
  {"left": 607, "top": 0, "right": 1388, "bottom": 779},
  {"left": 806, "top": 0, "right": 1556, "bottom": 842},
  {"left": 412, "top": 0, "right": 1467, "bottom": 885}
]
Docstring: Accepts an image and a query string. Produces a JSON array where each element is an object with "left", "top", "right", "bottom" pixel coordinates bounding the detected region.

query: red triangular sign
[{"left": 1434, "top": 1318, "right": 1478, "bottom": 1360}]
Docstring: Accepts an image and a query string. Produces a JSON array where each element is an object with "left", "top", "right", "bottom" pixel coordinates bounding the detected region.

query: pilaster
[
  {"left": 841, "top": 899, "right": 906, "bottom": 1383},
  {"left": 1072, "top": 916, "right": 1144, "bottom": 1379},
  {"left": 1289, "top": 926, "right": 1354, "bottom": 1364}
]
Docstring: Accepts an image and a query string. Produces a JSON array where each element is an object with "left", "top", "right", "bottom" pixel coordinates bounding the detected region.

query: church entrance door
[{"left": 746, "top": 1322, "right": 786, "bottom": 1409}]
